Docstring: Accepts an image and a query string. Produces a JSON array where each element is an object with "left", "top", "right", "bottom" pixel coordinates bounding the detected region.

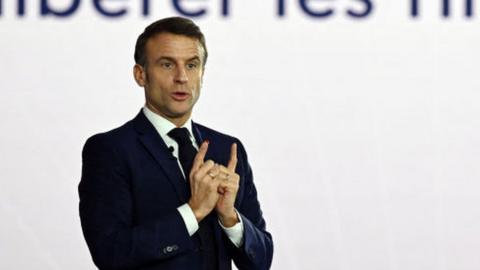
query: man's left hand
[{"left": 213, "top": 143, "right": 240, "bottom": 227}]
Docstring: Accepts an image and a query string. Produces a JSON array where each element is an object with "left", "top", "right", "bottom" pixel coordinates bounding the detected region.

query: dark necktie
[
  {"left": 167, "top": 127, "right": 197, "bottom": 179},
  {"left": 167, "top": 127, "right": 218, "bottom": 269}
]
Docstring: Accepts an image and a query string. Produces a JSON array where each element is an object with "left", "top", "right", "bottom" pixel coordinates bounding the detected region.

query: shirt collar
[{"left": 142, "top": 106, "right": 194, "bottom": 141}]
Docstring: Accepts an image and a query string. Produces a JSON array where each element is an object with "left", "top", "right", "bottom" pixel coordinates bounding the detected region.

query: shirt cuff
[
  {"left": 177, "top": 203, "right": 199, "bottom": 236},
  {"left": 218, "top": 210, "right": 244, "bottom": 248}
]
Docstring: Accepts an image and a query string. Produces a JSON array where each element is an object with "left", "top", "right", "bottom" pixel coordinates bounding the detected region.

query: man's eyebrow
[
  {"left": 155, "top": 56, "right": 201, "bottom": 63},
  {"left": 155, "top": 56, "right": 175, "bottom": 63},
  {"left": 187, "top": 56, "right": 201, "bottom": 62}
]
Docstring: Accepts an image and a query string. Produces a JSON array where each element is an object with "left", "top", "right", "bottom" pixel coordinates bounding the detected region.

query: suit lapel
[
  {"left": 133, "top": 111, "right": 189, "bottom": 202},
  {"left": 192, "top": 121, "right": 217, "bottom": 162}
]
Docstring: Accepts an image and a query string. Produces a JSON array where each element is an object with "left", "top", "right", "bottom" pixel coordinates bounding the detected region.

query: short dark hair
[{"left": 134, "top": 17, "right": 208, "bottom": 67}]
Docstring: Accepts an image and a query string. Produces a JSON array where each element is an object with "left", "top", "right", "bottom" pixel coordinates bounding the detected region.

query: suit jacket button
[{"left": 162, "top": 246, "right": 175, "bottom": 254}]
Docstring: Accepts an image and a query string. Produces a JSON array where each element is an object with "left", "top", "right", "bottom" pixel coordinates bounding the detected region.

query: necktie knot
[{"left": 167, "top": 127, "right": 191, "bottom": 146}]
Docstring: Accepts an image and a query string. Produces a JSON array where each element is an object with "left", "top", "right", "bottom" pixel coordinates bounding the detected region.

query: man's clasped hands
[{"left": 188, "top": 141, "right": 240, "bottom": 227}]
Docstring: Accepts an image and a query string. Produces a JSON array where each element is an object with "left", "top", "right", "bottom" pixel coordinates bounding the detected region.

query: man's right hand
[{"left": 188, "top": 141, "right": 221, "bottom": 222}]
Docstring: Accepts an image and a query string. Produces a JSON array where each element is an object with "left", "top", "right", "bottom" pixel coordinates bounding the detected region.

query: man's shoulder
[{"left": 83, "top": 116, "right": 138, "bottom": 149}]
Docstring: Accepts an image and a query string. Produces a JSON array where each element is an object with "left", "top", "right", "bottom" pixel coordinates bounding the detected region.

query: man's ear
[{"left": 133, "top": 64, "right": 147, "bottom": 86}]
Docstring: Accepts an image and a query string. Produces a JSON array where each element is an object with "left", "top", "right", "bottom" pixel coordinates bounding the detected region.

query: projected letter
[
  {"left": 142, "top": 0, "right": 150, "bottom": 16},
  {"left": 18, "top": 0, "right": 26, "bottom": 16},
  {"left": 410, "top": 0, "right": 419, "bottom": 17},
  {"left": 93, "top": 0, "right": 128, "bottom": 17},
  {"left": 466, "top": 0, "right": 474, "bottom": 17},
  {"left": 221, "top": 0, "right": 230, "bottom": 16},
  {"left": 443, "top": 0, "right": 450, "bottom": 17},
  {"left": 299, "top": 0, "right": 334, "bottom": 18},
  {"left": 172, "top": 0, "right": 207, "bottom": 17},
  {"left": 278, "top": 0, "right": 286, "bottom": 16},
  {"left": 41, "top": 0, "right": 80, "bottom": 17},
  {"left": 347, "top": 0, "right": 373, "bottom": 18}
]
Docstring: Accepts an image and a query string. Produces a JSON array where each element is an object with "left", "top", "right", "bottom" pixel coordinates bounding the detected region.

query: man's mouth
[{"left": 171, "top": 91, "right": 190, "bottom": 101}]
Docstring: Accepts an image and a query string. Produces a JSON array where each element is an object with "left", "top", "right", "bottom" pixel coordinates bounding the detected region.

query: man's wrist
[
  {"left": 188, "top": 201, "right": 208, "bottom": 222},
  {"left": 218, "top": 210, "right": 239, "bottom": 228},
  {"left": 218, "top": 209, "right": 244, "bottom": 247}
]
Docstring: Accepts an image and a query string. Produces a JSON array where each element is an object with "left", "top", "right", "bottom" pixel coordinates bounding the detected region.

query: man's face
[{"left": 134, "top": 33, "right": 205, "bottom": 126}]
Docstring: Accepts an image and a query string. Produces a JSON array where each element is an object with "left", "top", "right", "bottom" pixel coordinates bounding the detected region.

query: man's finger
[
  {"left": 197, "top": 160, "right": 215, "bottom": 179},
  {"left": 208, "top": 163, "right": 220, "bottom": 178},
  {"left": 192, "top": 141, "right": 209, "bottom": 172},
  {"left": 227, "top": 143, "right": 237, "bottom": 171},
  {"left": 215, "top": 166, "right": 233, "bottom": 178}
]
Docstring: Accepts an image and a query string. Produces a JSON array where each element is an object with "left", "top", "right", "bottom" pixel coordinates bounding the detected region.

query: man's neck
[{"left": 145, "top": 104, "right": 191, "bottom": 127}]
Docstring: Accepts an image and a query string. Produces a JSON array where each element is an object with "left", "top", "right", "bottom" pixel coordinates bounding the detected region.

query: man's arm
[{"left": 78, "top": 134, "right": 194, "bottom": 270}]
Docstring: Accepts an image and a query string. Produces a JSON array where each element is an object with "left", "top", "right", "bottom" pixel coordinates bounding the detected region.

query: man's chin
[{"left": 166, "top": 109, "right": 193, "bottom": 122}]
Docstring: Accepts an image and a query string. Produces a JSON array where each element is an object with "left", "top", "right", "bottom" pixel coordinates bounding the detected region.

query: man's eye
[
  {"left": 187, "top": 63, "right": 198, "bottom": 69},
  {"left": 161, "top": 62, "right": 173, "bottom": 69}
]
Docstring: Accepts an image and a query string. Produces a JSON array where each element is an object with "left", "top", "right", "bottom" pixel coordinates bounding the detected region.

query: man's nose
[{"left": 174, "top": 66, "right": 188, "bottom": 84}]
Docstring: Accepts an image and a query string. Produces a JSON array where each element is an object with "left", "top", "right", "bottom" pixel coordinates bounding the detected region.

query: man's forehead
[{"left": 146, "top": 32, "right": 204, "bottom": 59}]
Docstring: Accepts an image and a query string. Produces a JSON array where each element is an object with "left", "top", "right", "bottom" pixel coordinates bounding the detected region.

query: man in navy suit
[{"left": 78, "top": 17, "right": 273, "bottom": 270}]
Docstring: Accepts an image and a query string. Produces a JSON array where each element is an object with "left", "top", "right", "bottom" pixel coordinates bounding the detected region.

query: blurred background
[{"left": 1, "top": 0, "right": 479, "bottom": 269}]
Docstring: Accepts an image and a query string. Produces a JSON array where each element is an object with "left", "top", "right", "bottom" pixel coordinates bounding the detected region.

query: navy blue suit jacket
[{"left": 79, "top": 111, "right": 273, "bottom": 270}]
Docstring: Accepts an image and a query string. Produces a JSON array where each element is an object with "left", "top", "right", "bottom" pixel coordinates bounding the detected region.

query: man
[{"left": 78, "top": 17, "right": 273, "bottom": 270}]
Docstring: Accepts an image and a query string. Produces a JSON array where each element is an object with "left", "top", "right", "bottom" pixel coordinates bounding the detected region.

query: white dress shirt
[{"left": 142, "top": 106, "right": 244, "bottom": 247}]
